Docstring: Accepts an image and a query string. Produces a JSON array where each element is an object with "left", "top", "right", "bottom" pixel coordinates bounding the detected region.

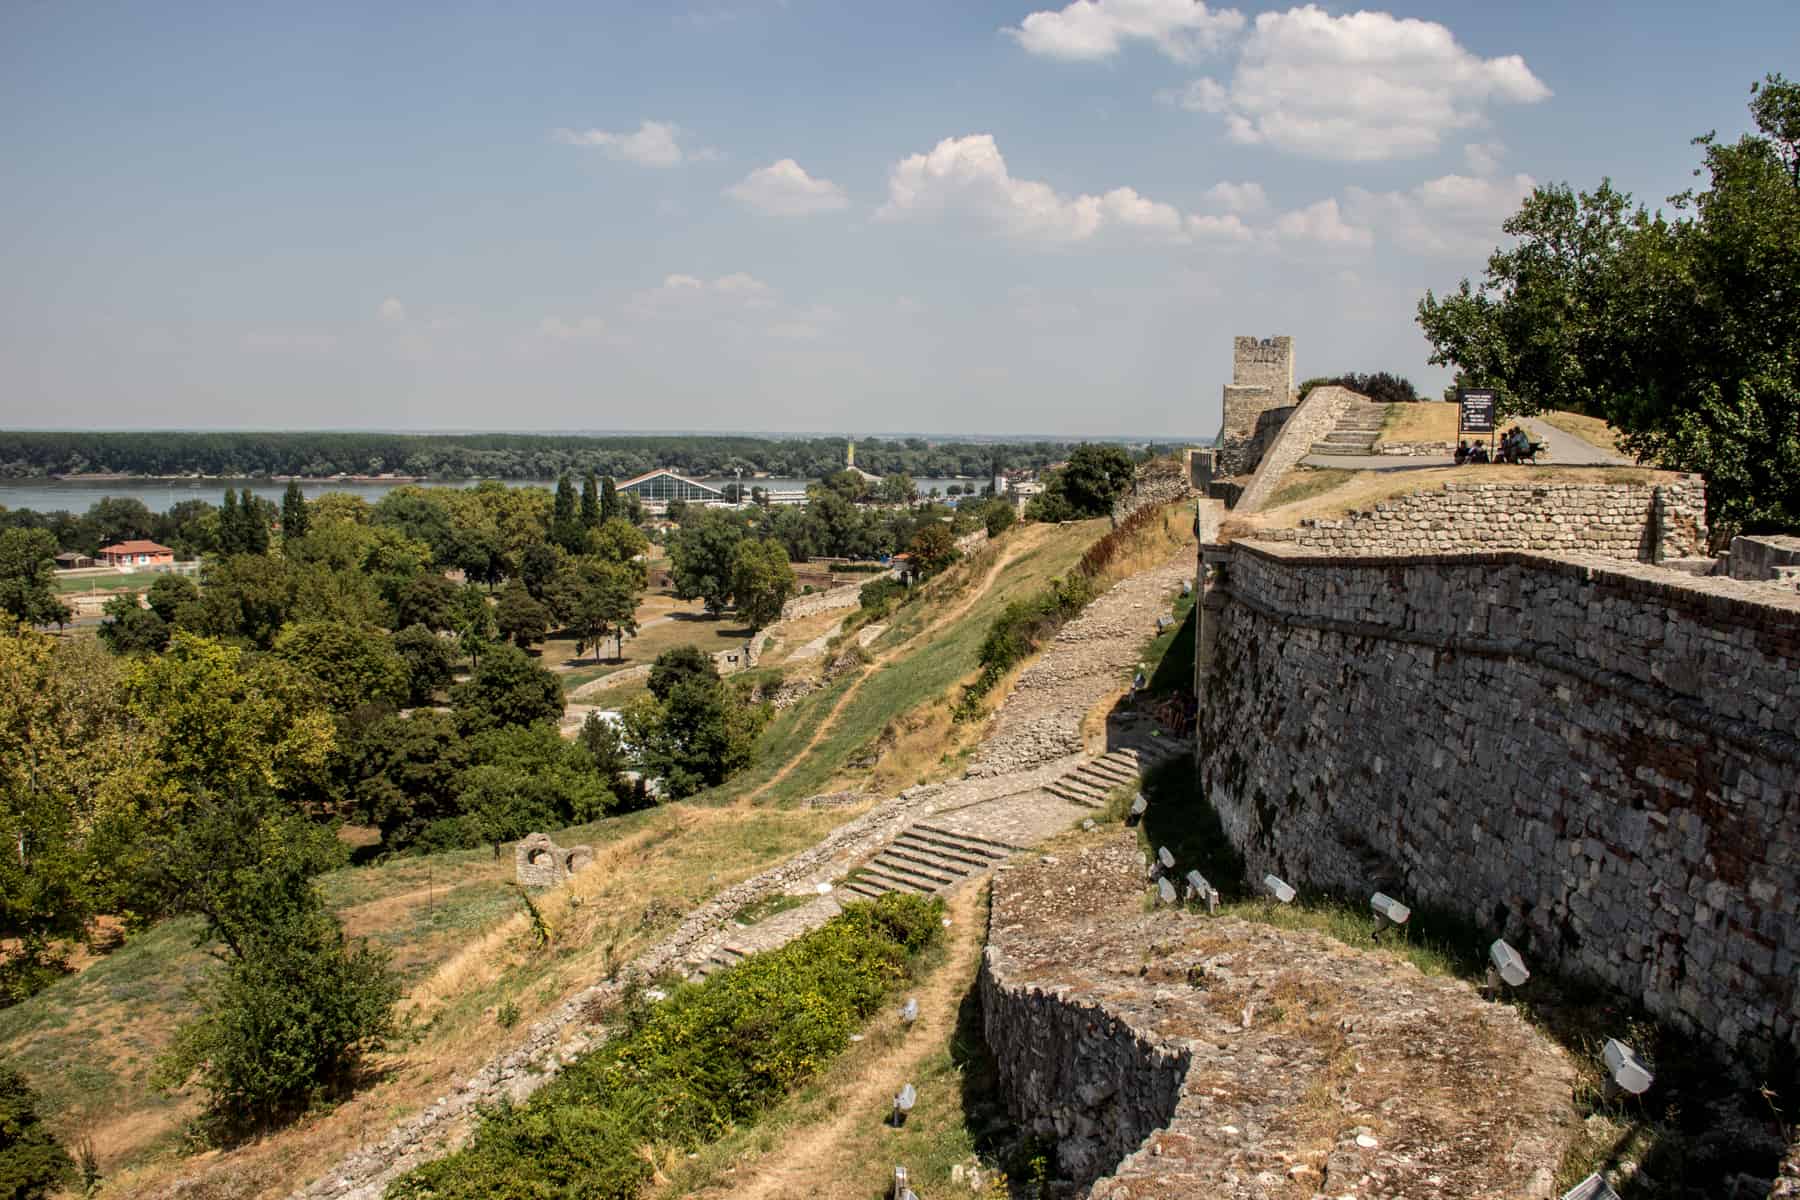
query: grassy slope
[
  {"left": 1374, "top": 400, "right": 1459, "bottom": 446},
  {"left": 14, "top": 516, "right": 1101, "bottom": 1199}
]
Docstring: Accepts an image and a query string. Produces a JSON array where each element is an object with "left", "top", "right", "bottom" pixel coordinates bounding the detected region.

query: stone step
[
  {"left": 1050, "top": 776, "right": 1114, "bottom": 803},
  {"left": 900, "top": 826, "right": 1015, "bottom": 863},
  {"left": 1046, "top": 783, "right": 1107, "bottom": 810},
  {"left": 1082, "top": 758, "right": 1140, "bottom": 783},
  {"left": 888, "top": 834, "right": 996, "bottom": 873},
  {"left": 911, "top": 822, "right": 1027, "bottom": 856},
  {"left": 855, "top": 866, "right": 935, "bottom": 894},
  {"left": 869, "top": 848, "right": 962, "bottom": 887},
  {"left": 842, "top": 878, "right": 890, "bottom": 900},
  {"left": 1310, "top": 443, "right": 1374, "bottom": 456}
]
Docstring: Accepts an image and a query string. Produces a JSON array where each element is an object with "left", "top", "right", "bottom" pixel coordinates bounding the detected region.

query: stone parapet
[
  {"left": 1197, "top": 540, "right": 1800, "bottom": 1058},
  {"left": 1234, "top": 385, "right": 1357, "bottom": 513}
]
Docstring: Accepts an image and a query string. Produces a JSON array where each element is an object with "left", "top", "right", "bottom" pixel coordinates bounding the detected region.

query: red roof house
[{"left": 97, "top": 540, "right": 175, "bottom": 567}]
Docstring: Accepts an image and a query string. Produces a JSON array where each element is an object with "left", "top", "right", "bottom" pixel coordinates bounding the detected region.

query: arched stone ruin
[{"left": 513, "top": 832, "right": 595, "bottom": 888}]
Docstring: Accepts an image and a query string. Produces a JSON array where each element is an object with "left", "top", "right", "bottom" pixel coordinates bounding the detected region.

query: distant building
[
  {"left": 844, "top": 439, "right": 881, "bottom": 483},
  {"left": 97, "top": 540, "right": 174, "bottom": 567},
  {"left": 1007, "top": 480, "right": 1045, "bottom": 513},
  {"left": 53, "top": 552, "right": 96, "bottom": 569},
  {"left": 615, "top": 469, "right": 726, "bottom": 506}
]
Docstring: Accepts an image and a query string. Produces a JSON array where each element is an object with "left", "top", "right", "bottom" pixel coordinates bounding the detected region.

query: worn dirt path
[
  {"left": 738, "top": 526, "right": 1047, "bottom": 804},
  {"left": 712, "top": 884, "right": 982, "bottom": 1200}
]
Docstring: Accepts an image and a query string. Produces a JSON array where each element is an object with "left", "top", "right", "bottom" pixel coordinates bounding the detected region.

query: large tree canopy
[{"left": 1418, "top": 73, "right": 1800, "bottom": 535}]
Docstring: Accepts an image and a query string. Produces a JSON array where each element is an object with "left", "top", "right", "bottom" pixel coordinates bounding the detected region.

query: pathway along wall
[{"left": 1196, "top": 540, "right": 1800, "bottom": 1058}]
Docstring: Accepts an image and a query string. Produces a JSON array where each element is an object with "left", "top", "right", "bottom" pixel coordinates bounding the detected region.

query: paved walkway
[{"left": 1520, "top": 415, "right": 1632, "bottom": 465}]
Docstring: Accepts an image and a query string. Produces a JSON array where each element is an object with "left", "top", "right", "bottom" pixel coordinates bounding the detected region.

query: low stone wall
[
  {"left": 1112, "top": 459, "right": 1195, "bottom": 522},
  {"left": 1234, "top": 385, "right": 1358, "bottom": 513},
  {"left": 1197, "top": 539, "right": 1800, "bottom": 1058},
  {"left": 1374, "top": 440, "right": 1456, "bottom": 456},
  {"left": 778, "top": 583, "right": 862, "bottom": 622},
  {"left": 1730, "top": 534, "right": 1800, "bottom": 584},
  {"left": 1250, "top": 475, "right": 1707, "bottom": 561}
]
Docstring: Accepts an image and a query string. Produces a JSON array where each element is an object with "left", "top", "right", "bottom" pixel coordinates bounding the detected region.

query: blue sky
[{"left": 2, "top": 1, "right": 1791, "bottom": 439}]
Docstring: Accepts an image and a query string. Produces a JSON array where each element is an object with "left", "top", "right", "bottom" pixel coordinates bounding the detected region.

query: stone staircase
[
  {"left": 840, "top": 823, "right": 1016, "bottom": 901},
  {"left": 1309, "top": 399, "right": 1388, "bottom": 456},
  {"left": 1045, "top": 738, "right": 1190, "bottom": 809}
]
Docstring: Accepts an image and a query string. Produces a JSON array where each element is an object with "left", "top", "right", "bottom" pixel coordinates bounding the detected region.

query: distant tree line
[
  {"left": 0, "top": 431, "right": 1122, "bottom": 482},
  {"left": 1297, "top": 372, "right": 1421, "bottom": 405}
]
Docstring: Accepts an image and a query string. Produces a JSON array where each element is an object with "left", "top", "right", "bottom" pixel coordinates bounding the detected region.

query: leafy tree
[
  {"left": 551, "top": 474, "right": 583, "bottom": 554},
  {"left": 394, "top": 572, "right": 459, "bottom": 632},
  {"left": 554, "top": 560, "right": 640, "bottom": 663},
  {"left": 647, "top": 644, "right": 717, "bottom": 701},
  {"left": 577, "top": 713, "right": 639, "bottom": 807},
  {"left": 906, "top": 521, "right": 958, "bottom": 578},
  {"left": 149, "top": 791, "right": 397, "bottom": 1136},
  {"left": 98, "top": 594, "right": 169, "bottom": 655},
  {"left": 1056, "top": 445, "right": 1135, "bottom": 517},
  {"left": 145, "top": 573, "right": 199, "bottom": 623},
  {"left": 622, "top": 676, "right": 764, "bottom": 799},
  {"left": 518, "top": 542, "right": 562, "bottom": 601},
  {"left": 308, "top": 493, "right": 371, "bottom": 527},
  {"left": 450, "top": 643, "right": 564, "bottom": 733},
  {"left": 452, "top": 725, "right": 612, "bottom": 849},
  {"left": 0, "top": 529, "right": 70, "bottom": 628},
  {"left": 600, "top": 475, "right": 621, "bottom": 522},
  {"left": 982, "top": 499, "right": 1017, "bottom": 539},
  {"left": 877, "top": 473, "right": 917, "bottom": 506},
  {"left": 589, "top": 517, "right": 650, "bottom": 578},
  {"left": 273, "top": 620, "right": 410, "bottom": 718},
  {"left": 450, "top": 582, "right": 497, "bottom": 667},
  {"left": 730, "top": 537, "right": 796, "bottom": 631},
  {"left": 392, "top": 624, "right": 457, "bottom": 705},
  {"left": 281, "top": 481, "right": 310, "bottom": 541},
  {"left": 580, "top": 474, "right": 601, "bottom": 530},
  {"left": 495, "top": 581, "right": 552, "bottom": 650},
  {"left": 0, "top": 1064, "right": 74, "bottom": 1199},
  {"left": 1297, "top": 372, "right": 1419, "bottom": 404},
  {"left": 668, "top": 509, "right": 747, "bottom": 616},
  {"left": 178, "top": 554, "right": 294, "bottom": 647},
  {"left": 352, "top": 710, "right": 469, "bottom": 847},
  {"left": 1417, "top": 73, "right": 1800, "bottom": 534},
  {"left": 87, "top": 496, "right": 157, "bottom": 547}
]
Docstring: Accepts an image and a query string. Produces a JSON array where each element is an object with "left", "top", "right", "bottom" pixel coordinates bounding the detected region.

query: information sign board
[{"left": 1458, "top": 388, "right": 1497, "bottom": 434}]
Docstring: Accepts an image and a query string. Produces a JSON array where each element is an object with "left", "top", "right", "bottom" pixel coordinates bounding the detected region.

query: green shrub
[
  {"left": 389, "top": 893, "right": 943, "bottom": 1200},
  {"left": 0, "top": 1064, "right": 73, "bottom": 1200}
]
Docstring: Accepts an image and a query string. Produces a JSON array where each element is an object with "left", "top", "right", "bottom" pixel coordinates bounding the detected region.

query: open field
[
  {"left": 51, "top": 569, "right": 185, "bottom": 595},
  {"left": 1374, "top": 400, "right": 1458, "bottom": 445}
]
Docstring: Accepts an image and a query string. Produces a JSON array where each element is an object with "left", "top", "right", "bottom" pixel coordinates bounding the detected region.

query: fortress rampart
[
  {"left": 1214, "top": 336, "right": 1294, "bottom": 476},
  {"left": 1195, "top": 538, "right": 1800, "bottom": 1056}
]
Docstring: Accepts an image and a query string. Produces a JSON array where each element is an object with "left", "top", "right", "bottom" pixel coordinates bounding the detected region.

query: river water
[{"left": 0, "top": 477, "right": 974, "bottom": 515}]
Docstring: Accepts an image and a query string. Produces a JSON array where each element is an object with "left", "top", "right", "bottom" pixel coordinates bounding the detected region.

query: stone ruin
[
  {"left": 514, "top": 832, "right": 594, "bottom": 888},
  {"left": 1213, "top": 334, "right": 1295, "bottom": 476}
]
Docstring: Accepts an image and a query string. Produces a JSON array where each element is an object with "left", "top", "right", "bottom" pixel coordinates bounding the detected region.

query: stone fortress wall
[
  {"left": 1214, "top": 336, "right": 1295, "bottom": 476},
  {"left": 1195, "top": 533, "right": 1800, "bottom": 1058}
]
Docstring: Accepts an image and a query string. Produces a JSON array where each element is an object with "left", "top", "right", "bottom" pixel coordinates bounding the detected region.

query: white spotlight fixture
[
  {"left": 1129, "top": 793, "right": 1148, "bottom": 821},
  {"left": 1185, "top": 870, "right": 1219, "bottom": 914},
  {"left": 1561, "top": 1172, "right": 1620, "bottom": 1200},
  {"left": 1156, "top": 615, "right": 1173, "bottom": 632},
  {"left": 1602, "top": 1038, "right": 1653, "bottom": 1095},
  {"left": 891, "top": 1083, "right": 917, "bottom": 1127},
  {"left": 1370, "top": 892, "right": 1411, "bottom": 938},
  {"left": 1487, "top": 939, "right": 1529, "bottom": 991},
  {"left": 1157, "top": 846, "right": 1175, "bottom": 870},
  {"left": 893, "top": 1165, "right": 918, "bottom": 1200},
  {"left": 899, "top": 997, "right": 918, "bottom": 1024},
  {"left": 1157, "top": 877, "right": 1177, "bottom": 905},
  {"left": 1263, "top": 875, "right": 1296, "bottom": 904}
]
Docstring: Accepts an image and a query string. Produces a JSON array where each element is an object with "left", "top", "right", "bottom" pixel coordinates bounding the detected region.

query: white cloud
[
  {"left": 1200, "top": 179, "right": 1267, "bottom": 213},
  {"left": 1344, "top": 171, "right": 1535, "bottom": 257},
  {"left": 1005, "top": 0, "right": 1244, "bottom": 63},
  {"left": 1175, "top": 6, "right": 1550, "bottom": 161},
  {"left": 877, "top": 134, "right": 1184, "bottom": 245},
  {"left": 1272, "top": 198, "right": 1372, "bottom": 247},
  {"left": 377, "top": 297, "right": 406, "bottom": 324},
  {"left": 725, "top": 159, "right": 849, "bottom": 216},
  {"left": 553, "top": 120, "right": 718, "bottom": 167},
  {"left": 1464, "top": 140, "right": 1506, "bottom": 175},
  {"left": 629, "top": 272, "right": 776, "bottom": 316},
  {"left": 1187, "top": 212, "right": 1254, "bottom": 241},
  {"left": 537, "top": 315, "right": 609, "bottom": 341}
]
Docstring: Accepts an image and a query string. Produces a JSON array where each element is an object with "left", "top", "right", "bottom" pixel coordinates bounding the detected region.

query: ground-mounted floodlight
[
  {"left": 1561, "top": 1171, "right": 1621, "bottom": 1200},
  {"left": 1263, "top": 875, "right": 1296, "bottom": 904},
  {"left": 891, "top": 1083, "right": 917, "bottom": 1127},
  {"left": 1128, "top": 793, "right": 1147, "bottom": 823},
  {"left": 892, "top": 1165, "right": 917, "bottom": 1200},
  {"left": 1370, "top": 892, "right": 1411, "bottom": 938},
  {"left": 1157, "top": 877, "right": 1177, "bottom": 905},
  {"left": 1602, "top": 1038, "right": 1653, "bottom": 1095},
  {"left": 1487, "top": 939, "right": 1529, "bottom": 991},
  {"left": 1156, "top": 615, "right": 1173, "bottom": 632},
  {"left": 1185, "top": 870, "right": 1218, "bottom": 914},
  {"left": 1182, "top": 578, "right": 1193, "bottom": 597},
  {"left": 899, "top": 997, "right": 918, "bottom": 1024},
  {"left": 1158, "top": 846, "right": 1175, "bottom": 870}
]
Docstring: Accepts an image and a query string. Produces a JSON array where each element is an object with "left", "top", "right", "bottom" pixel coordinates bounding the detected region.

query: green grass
[
  {"left": 52, "top": 570, "right": 186, "bottom": 595},
  {"left": 729, "top": 892, "right": 810, "bottom": 927},
  {"left": 1263, "top": 467, "right": 1355, "bottom": 510},
  {"left": 1141, "top": 590, "right": 1195, "bottom": 696}
]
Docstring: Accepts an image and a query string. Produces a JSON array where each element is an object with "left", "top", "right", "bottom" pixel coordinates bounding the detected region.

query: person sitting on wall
[
  {"left": 1455, "top": 440, "right": 1470, "bottom": 466},
  {"left": 1469, "top": 442, "right": 1490, "bottom": 464}
]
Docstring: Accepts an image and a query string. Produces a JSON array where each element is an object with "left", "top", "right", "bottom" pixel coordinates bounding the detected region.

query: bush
[
  {"left": 0, "top": 1065, "right": 73, "bottom": 1200},
  {"left": 859, "top": 576, "right": 906, "bottom": 616},
  {"left": 647, "top": 644, "right": 717, "bottom": 702},
  {"left": 983, "top": 500, "right": 1017, "bottom": 539},
  {"left": 1298, "top": 371, "right": 1419, "bottom": 404},
  {"left": 390, "top": 893, "right": 943, "bottom": 1200}
]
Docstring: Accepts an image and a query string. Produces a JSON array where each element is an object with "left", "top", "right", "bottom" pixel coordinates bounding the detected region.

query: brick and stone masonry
[
  {"left": 1195, "top": 536, "right": 1800, "bottom": 1058},
  {"left": 1214, "top": 336, "right": 1295, "bottom": 476}
]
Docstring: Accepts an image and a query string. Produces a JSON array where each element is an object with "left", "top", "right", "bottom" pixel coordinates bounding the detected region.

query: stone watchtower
[{"left": 1215, "top": 336, "right": 1295, "bottom": 476}]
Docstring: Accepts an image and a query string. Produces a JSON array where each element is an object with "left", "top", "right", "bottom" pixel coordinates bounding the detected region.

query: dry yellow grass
[
  {"left": 1541, "top": 409, "right": 1630, "bottom": 457},
  {"left": 1374, "top": 401, "right": 1459, "bottom": 446}
]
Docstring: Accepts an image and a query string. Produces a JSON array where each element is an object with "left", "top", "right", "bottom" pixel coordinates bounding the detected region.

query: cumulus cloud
[
  {"left": 1004, "top": 0, "right": 1245, "bottom": 62},
  {"left": 1187, "top": 212, "right": 1254, "bottom": 241},
  {"left": 876, "top": 134, "right": 1184, "bottom": 245},
  {"left": 1170, "top": 6, "right": 1550, "bottom": 161},
  {"left": 726, "top": 159, "right": 850, "bottom": 216},
  {"left": 1272, "top": 198, "right": 1373, "bottom": 247},
  {"left": 1200, "top": 179, "right": 1267, "bottom": 213},
  {"left": 377, "top": 297, "right": 406, "bottom": 324},
  {"left": 1344, "top": 171, "right": 1536, "bottom": 257},
  {"left": 537, "top": 315, "right": 610, "bottom": 341},
  {"left": 629, "top": 272, "right": 776, "bottom": 316},
  {"left": 553, "top": 120, "right": 718, "bottom": 167},
  {"left": 1464, "top": 140, "right": 1506, "bottom": 175}
]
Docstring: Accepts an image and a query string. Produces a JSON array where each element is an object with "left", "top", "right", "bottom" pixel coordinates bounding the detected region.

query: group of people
[{"left": 1455, "top": 426, "right": 1542, "bottom": 466}]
